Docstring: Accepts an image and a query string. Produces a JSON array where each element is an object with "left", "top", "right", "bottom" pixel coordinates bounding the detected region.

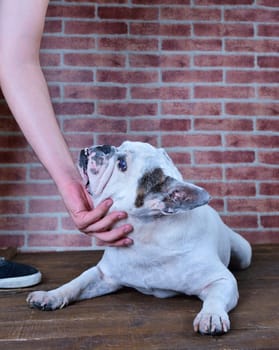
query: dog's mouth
[{"left": 79, "top": 145, "right": 116, "bottom": 197}]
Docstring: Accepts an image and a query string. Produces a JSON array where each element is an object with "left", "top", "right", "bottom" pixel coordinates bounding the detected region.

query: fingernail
[
  {"left": 124, "top": 238, "right": 133, "bottom": 246},
  {"left": 105, "top": 198, "right": 113, "bottom": 207},
  {"left": 124, "top": 225, "right": 133, "bottom": 233}
]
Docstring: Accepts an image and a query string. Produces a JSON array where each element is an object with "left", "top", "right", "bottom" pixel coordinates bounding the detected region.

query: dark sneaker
[{"left": 0, "top": 258, "right": 42, "bottom": 288}]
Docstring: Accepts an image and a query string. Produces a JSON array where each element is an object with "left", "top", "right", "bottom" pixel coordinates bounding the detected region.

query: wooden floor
[{"left": 0, "top": 245, "right": 279, "bottom": 350}]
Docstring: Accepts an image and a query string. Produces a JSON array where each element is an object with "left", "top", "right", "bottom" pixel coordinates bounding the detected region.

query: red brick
[
  {"left": 133, "top": 0, "right": 190, "bottom": 3},
  {"left": 48, "top": 86, "right": 61, "bottom": 99},
  {"left": 195, "top": 151, "right": 255, "bottom": 164},
  {"left": 195, "top": 86, "right": 255, "bottom": 99},
  {"left": 131, "top": 87, "right": 190, "bottom": 100},
  {"left": 0, "top": 183, "right": 58, "bottom": 197},
  {"left": 162, "top": 102, "right": 221, "bottom": 116},
  {"left": 97, "top": 70, "right": 158, "bottom": 84},
  {"left": 0, "top": 150, "right": 38, "bottom": 164},
  {"left": 258, "top": 86, "right": 279, "bottom": 100},
  {"left": 65, "top": 21, "right": 127, "bottom": 35},
  {"left": 209, "top": 198, "right": 225, "bottom": 212},
  {"left": 194, "top": 23, "right": 253, "bottom": 37},
  {"left": 29, "top": 199, "right": 66, "bottom": 214},
  {"left": 64, "top": 53, "right": 126, "bottom": 67},
  {"left": 226, "top": 166, "right": 279, "bottom": 181},
  {"left": 258, "top": 24, "right": 279, "bottom": 37},
  {"left": 129, "top": 54, "right": 191, "bottom": 68},
  {"left": 258, "top": 56, "right": 279, "bottom": 68},
  {"left": 261, "top": 215, "right": 279, "bottom": 228},
  {"left": 260, "top": 183, "right": 279, "bottom": 196},
  {"left": 0, "top": 135, "right": 28, "bottom": 149},
  {"left": 0, "top": 102, "right": 11, "bottom": 116},
  {"left": 28, "top": 233, "right": 92, "bottom": 247},
  {"left": 195, "top": 118, "right": 253, "bottom": 131},
  {"left": 98, "top": 7, "right": 158, "bottom": 20},
  {"left": 29, "top": 166, "right": 53, "bottom": 181},
  {"left": 130, "top": 119, "right": 191, "bottom": 132},
  {"left": 179, "top": 165, "right": 223, "bottom": 181},
  {"left": 44, "top": 20, "right": 62, "bottom": 34},
  {"left": 46, "top": 5, "right": 95, "bottom": 18},
  {"left": 162, "top": 39, "right": 222, "bottom": 52},
  {"left": 194, "top": 55, "right": 254, "bottom": 67},
  {"left": 226, "top": 134, "right": 279, "bottom": 148},
  {"left": 64, "top": 134, "right": 95, "bottom": 150},
  {"left": 160, "top": 55, "right": 191, "bottom": 68},
  {"left": 162, "top": 134, "right": 222, "bottom": 147},
  {"left": 197, "top": 181, "right": 256, "bottom": 197},
  {"left": 99, "top": 38, "right": 158, "bottom": 51},
  {"left": 98, "top": 103, "right": 157, "bottom": 117},
  {"left": 257, "top": 119, "right": 279, "bottom": 131},
  {"left": 196, "top": 0, "right": 253, "bottom": 3},
  {"left": 257, "top": 0, "right": 279, "bottom": 6},
  {"left": 130, "top": 23, "right": 191, "bottom": 36},
  {"left": 160, "top": 7, "right": 221, "bottom": 21},
  {"left": 44, "top": 69, "right": 93, "bottom": 83},
  {"left": 228, "top": 198, "right": 279, "bottom": 212},
  {"left": 97, "top": 134, "right": 159, "bottom": 148},
  {"left": 162, "top": 70, "right": 222, "bottom": 83},
  {"left": 129, "top": 54, "right": 161, "bottom": 68},
  {"left": 0, "top": 200, "right": 25, "bottom": 215},
  {"left": 63, "top": 118, "right": 127, "bottom": 133},
  {"left": 242, "top": 231, "right": 279, "bottom": 245},
  {"left": 41, "top": 36, "right": 96, "bottom": 50},
  {"left": 225, "top": 9, "right": 279, "bottom": 22},
  {"left": 167, "top": 151, "right": 191, "bottom": 165},
  {"left": 0, "top": 217, "right": 58, "bottom": 231},
  {"left": 0, "top": 235, "right": 25, "bottom": 248},
  {"left": 64, "top": 86, "right": 126, "bottom": 100},
  {"left": 226, "top": 103, "right": 279, "bottom": 116},
  {"left": 221, "top": 215, "right": 258, "bottom": 229},
  {"left": 0, "top": 167, "right": 27, "bottom": 181},
  {"left": 53, "top": 102, "right": 94, "bottom": 115},
  {"left": 0, "top": 116, "right": 20, "bottom": 132},
  {"left": 40, "top": 53, "right": 61, "bottom": 67},
  {"left": 226, "top": 39, "right": 279, "bottom": 53},
  {"left": 259, "top": 151, "right": 279, "bottom": 165}
]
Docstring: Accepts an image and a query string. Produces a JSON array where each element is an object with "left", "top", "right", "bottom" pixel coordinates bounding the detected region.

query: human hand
[{"left": 59, "top": 180, "right": 133, "bottom": 247}]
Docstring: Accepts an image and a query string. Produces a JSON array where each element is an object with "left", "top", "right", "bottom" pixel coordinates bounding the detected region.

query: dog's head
[{"left": 78, "top": 141, "right": 210, "bottom": 217}]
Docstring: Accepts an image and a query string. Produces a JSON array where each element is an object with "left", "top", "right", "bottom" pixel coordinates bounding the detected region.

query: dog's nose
[{"left": 94, "top": 145, "right": 112, "bottom": 155}]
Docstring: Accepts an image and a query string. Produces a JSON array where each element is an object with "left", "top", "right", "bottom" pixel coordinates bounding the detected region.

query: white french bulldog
[{"left": 27, "top": 141, "right": 252, "bottom": 335}]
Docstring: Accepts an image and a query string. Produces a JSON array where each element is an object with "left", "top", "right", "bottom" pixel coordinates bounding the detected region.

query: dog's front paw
[
  {"left": 27, "top": 291, "right": 68, "bottom": 311},
  {"left": 193, "top": 310, "right": 230, "bottom": 335}
]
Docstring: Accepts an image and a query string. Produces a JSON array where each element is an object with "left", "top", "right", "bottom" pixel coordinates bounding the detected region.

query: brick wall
[{"left": 0, "top": 0, "right": 278, "bottom": 251}]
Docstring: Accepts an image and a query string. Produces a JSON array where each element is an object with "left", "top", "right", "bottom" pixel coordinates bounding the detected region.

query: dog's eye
[{"left": 117, "top": 157, "right": 127, "bottom": 172}]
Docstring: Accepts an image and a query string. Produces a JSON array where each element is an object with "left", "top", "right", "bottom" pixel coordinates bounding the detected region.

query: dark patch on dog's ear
[
  {"left": 134, "top": 169, "right": 210, "bottom": 216},
  {"left": 135, "top": 168, "right": 166, "bottom": 208}
]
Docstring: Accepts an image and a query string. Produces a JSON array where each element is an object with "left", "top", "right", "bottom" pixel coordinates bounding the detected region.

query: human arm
[{"left": 0, "top": 0, "right": 133, "bottom": 246}]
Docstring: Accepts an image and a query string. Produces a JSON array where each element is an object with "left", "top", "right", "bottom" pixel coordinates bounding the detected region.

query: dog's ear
[{"left": 134, "top": 168, "right": 210, "bottom": 216}]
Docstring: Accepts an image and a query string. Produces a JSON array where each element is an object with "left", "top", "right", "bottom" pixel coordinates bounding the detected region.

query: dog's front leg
[
  {"left": 27, "top": 265, "right": 121, "bottom": 311},
  {"left": 193, "top": 270, "right": 238, "bottom": 335}
]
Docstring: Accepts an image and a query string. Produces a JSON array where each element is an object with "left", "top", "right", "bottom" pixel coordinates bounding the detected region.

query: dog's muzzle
[{"left": 79, "top": 145, "right": 114, "bottom": 173}]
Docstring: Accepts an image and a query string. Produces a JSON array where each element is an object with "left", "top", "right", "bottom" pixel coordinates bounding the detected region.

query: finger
[
  {"left": 91, "top": 223, "right": 133, "bottom": 243},
  {"left": 96, "top": 237, "right": 133, "bottom": 247},
  {"left": 74, "top": 198, "right": 113, "bottom": 231},
  {"left": 80, "top": 209, "right": 128, "bottom": 235}
]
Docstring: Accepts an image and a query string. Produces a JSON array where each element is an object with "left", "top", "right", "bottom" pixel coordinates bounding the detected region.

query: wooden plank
[{"left": 0, "top": 245, "right": 279, "bottom": 349}]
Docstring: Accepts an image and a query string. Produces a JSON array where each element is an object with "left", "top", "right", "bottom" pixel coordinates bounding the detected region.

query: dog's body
[{"left": 27, "top": 141, "right": 252, "bottom": 335}]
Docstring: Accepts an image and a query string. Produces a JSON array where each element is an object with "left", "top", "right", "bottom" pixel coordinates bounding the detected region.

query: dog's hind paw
[
  {"left": 193, "top": 311, "right": 230, "bottom": 335},
  {"left": 27, "top": 291, "right": 68, "bottom": 311}
]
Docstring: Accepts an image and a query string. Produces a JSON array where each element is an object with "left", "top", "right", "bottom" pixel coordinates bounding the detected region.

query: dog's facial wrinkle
[{"left": 135, "top": 168, "right": 167, "bottom": 208}]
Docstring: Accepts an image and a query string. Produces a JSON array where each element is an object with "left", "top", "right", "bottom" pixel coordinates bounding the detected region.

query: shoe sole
[{"left": 0, "top": 271, "right": 42, "bottom": 289}]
